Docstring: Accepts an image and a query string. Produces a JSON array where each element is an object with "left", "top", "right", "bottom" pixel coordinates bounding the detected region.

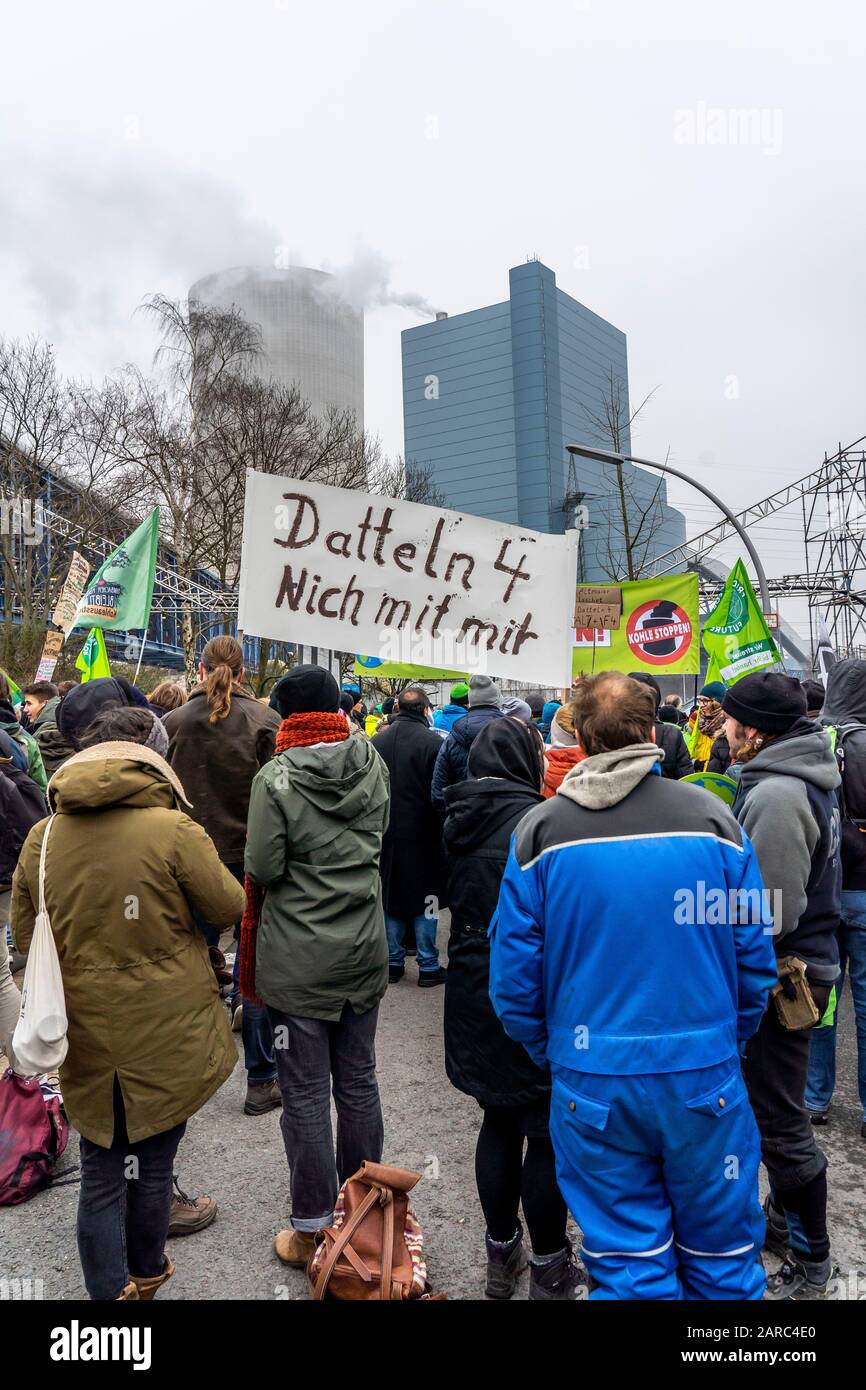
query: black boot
[
  {"left": 528, "top": 1244, "right": 589, "bottom": 1301},
  {"left": 763, "top": 1195, "right": 789, "bottom": 1258},
  {"left": 765, "top": 1253, "right": 839, "bottom": 1301},
  {"left": 484, "top": 1224, "right": 527, "bottom": 1300}
]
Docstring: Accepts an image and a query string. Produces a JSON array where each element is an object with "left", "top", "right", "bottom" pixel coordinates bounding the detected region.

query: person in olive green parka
[{"left": 12, "top": 704, "right": 244, "bottom": 1301}]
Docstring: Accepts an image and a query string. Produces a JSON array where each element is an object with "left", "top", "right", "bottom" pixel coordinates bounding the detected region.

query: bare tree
[
  {"left": 194, "top": 381, "right": 370, "bottom": 591},
  {"left": 579, "top": 367, "right": 667, "bottom": 582},
  {"left": 369, "top": 450, "right": 446, "bottom": 507},
  {"left": 0, "top": 338, "right": 128, "bottom": 672},
  {"left": 93, "top": 295, "right": 264, "bottom": 681}
]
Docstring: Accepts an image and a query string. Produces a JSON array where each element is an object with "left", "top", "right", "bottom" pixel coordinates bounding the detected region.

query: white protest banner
[{"left": 238, "top": 470, "right": 579, "bottom": 687}]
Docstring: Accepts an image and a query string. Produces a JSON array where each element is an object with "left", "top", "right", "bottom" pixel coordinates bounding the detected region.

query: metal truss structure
[
  {"left": 651, "top": 435, "right": 866, "bottom": 669},
  {"left": 801, "top": 446, "right": 866, "bottom": 659},
  {"left": 38, "top": 503, "right": 239, "bottom": 616}
]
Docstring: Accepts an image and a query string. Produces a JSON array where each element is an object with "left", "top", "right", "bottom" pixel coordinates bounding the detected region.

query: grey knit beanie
[
  {"left": 144, "top": 709, "right": 170, "bottom": 757},
  {"left": 468, "top": 674, "right": 503, "bottom": 709}
]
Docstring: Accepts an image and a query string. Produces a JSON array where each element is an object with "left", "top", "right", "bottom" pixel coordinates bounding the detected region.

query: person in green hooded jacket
[
  {"left": 243, "top": 664, "right": 390, "bottom": 1271},
  {"left": 0, "top": 672, "right": 47, "bottom": 792}
]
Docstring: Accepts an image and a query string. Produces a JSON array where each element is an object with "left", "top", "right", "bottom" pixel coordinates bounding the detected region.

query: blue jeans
[
  {"left": 77, "top": 1079, "right": 185, "bottom": 1299},
  {"left": 806, "top": 890, "right": 866, "bottom": 1120},
  {"left": 231, "top": 937, "right": 277, "bottom": 1084},
  {"left": 385, "top": 912, "right": 440, "bottom": 972}
]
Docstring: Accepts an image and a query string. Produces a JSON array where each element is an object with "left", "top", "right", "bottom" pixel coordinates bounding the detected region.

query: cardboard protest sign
[
  {"left": 33, "top": 628, "right": 64, "bottom": 683},
  {"left": 51, "top": 551, "right": 91, "bottom": 634},
  {"left": 238, "top": 471, "right": 579, "bottom": 687},
  {"left": 573, "top": 585, "right": 622, "bottom": 631}
]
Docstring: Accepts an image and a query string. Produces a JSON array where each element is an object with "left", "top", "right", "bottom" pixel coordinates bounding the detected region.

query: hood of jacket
[
  {"left": 48, "top": 741, "right": 192, "bottom": 813},
  {"left": 736, "top": 718, "right": 841, "bottom": 795},
  {"left": 33, "top": 695, "right": 61, "bottom": 731},
  {"left": 0, "top": 699, "right": 23, "bottom": 735},
  {"left": 822, "top": 658, "right": 866, "bottom": 727},
  {"left": 443, "top": 777, "right": 542, "bottom": 853},
  {"left": 556, "top": 742, "right": 661, "bottom": 810},
  {"left": 546, "top": 746, "right": 584, "bottom": 777},
  {"left": 273, "top": 734, "right": 389, "bottom": 852},
  {"left": 449, "top": 705, "right": 504, "bottom": 749}
]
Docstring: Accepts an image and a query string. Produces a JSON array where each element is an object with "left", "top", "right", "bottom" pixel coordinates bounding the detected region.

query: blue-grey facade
[{"left": 402, "top": 260, "right": 685, "bottom": 581}]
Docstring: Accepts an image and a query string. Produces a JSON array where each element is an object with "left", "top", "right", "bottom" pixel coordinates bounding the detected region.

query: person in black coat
[
  {"left": 629, "top": 672, "right": 692, "bottom": 779},
  {"left": 706, "top": 733, "right": 732, "bottom": 774},
  {"left": 442, "top": 718, "right": 579, "bottom": 1301},
  {"left": 371, "top": 687, "right": 447, "bottom": 986}
]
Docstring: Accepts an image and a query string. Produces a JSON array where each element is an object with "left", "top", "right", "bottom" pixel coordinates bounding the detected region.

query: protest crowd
[{"left": 2, "top": 641, "right": 866, "bottom": 1303}]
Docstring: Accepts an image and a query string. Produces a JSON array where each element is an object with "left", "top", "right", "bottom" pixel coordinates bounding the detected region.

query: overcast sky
[{"left": 2, "top": 0, "right": 863, "bottom": 643}]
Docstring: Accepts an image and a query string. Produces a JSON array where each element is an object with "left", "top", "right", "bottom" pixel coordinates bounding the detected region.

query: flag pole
[{"left": 133, "top": 633, "right": 147, "bottom": 684}]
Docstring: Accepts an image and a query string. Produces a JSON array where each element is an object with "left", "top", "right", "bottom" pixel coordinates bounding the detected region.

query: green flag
[
  {"left": 0, "top": 668, "right": 23, "bottom": 707},
  {"left": 701, "top": 559, "right": 780, "bottom": 685},
  {"left": 69, "top": 508, "right": 159, "bottom": 635},
  {"left": 75, "top": 628, "right": 112, "bottom": 682}
]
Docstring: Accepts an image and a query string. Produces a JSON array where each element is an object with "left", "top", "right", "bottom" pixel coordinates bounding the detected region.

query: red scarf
[{"left": 238, "top": 711, "right": 349, "bottom": 1003}]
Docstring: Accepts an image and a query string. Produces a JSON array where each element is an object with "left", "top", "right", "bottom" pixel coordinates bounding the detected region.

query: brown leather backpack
[{"left": 308, "top": 1160, "right": 446, "bottom": 1300}]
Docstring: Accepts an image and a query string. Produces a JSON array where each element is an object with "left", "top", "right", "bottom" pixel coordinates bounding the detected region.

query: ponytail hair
[{"left": 200, "top": 635, "right": 243, "bottom": 723}]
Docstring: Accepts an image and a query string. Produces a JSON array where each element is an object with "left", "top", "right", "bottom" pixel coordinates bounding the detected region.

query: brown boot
[
  {"left": 130, "top": 1254, "right": 175, "bottom": 1301},
  {"left": 274, "top": 1229, "right": 317, "bottom": 1267},
  {"left": 208, "top": 946, "right": 234, "bottom": 995},
  {"left": 244, "top": 1079, "right": 282, "bottom": 1116},
  {"left": 116, "top": 1281, "right": 140, "bottom": 1300},
  {"left": 168, "top": 1179, "right": 218, "bottom": 1237}
]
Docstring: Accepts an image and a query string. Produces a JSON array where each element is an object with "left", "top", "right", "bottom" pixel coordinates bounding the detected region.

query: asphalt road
[{"left": 2, "top": 918, "right": 865, "bottom": 1301}]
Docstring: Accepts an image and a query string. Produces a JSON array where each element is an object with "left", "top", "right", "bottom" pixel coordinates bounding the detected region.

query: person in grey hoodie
[
  {"left": 723, "top": 672, "right": 842, "bottom": 1300},
  {"left": 806, "top": 659, "right": 866, "bottom": 1136}
]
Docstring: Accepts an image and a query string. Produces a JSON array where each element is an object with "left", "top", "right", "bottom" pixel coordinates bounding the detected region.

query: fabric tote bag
[{"left": 12, "top": 816, "right": 68, "bottom": 1076}]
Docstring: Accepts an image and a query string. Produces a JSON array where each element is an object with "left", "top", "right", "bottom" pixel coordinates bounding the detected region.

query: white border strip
[{"left": 521, "top": 830, "right": 745, "bottom": 871}]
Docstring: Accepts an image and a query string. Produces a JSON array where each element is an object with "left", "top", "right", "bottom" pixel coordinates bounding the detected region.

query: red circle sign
[{"left": 625, "top": 600, "right": 693, "bottom": 666}]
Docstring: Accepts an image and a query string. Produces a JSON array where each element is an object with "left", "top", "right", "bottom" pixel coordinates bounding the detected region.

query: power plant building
[
  {"left": 401, "top": 260, "right": 686, "bottom": 582},
  {"left": 189, "top": 266, "right": 364, "bottom": 425}
]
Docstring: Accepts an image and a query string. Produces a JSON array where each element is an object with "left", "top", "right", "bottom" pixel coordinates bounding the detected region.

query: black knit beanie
[
  {"left": 628, "top": 671, "right": 662, "bottom": 711},
  {"left": 721, "top": 672, "right": 807, "bottom": 735},
  {"left": 269, "top": 664, "right": 340, "bottom": 717}
]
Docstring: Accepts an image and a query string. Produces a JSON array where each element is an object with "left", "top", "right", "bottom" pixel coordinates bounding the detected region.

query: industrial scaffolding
[
  {"left": 649, "top": 435, "right": 866, "bottom": 672},
  {"left": 800, "top": 442, "right": 866, "bottom": 660}
]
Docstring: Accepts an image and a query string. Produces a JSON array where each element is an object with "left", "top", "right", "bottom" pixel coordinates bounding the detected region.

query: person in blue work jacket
[{"left": 489, "top": 671, "right": 778, "bottom": 1301}]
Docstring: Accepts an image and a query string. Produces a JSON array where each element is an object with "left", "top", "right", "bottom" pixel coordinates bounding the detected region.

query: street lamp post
[{"left": 564, "top": 444, "right": 773, "bottom": 617}]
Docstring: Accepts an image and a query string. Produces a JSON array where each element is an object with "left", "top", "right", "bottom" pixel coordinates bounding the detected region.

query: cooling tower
[{"left": 189, "top": 266, "right": 364, "bottom": 425}]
